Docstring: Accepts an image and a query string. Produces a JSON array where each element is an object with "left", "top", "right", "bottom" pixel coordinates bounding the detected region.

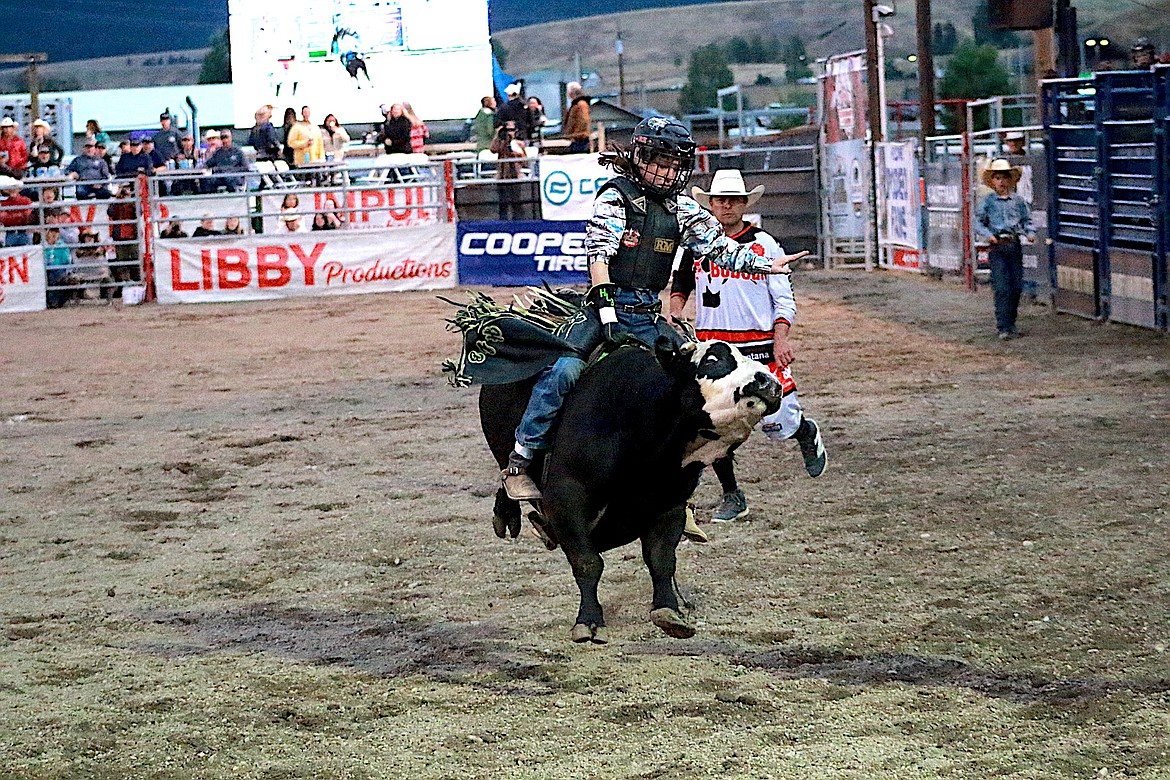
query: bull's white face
[{"left": 682, "top": 341, "right": 783, "bottom": 466}]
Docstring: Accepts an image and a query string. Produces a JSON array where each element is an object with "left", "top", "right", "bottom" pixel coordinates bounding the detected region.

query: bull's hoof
[
  {"left": 650, "top": 607, "right": 696, "bottom": 639},
  {"left": 492, "top": 511, "right": 521, "bottom": 540},
  {"left": 571, "top": 623, "right": 608, "bottom": 644}
]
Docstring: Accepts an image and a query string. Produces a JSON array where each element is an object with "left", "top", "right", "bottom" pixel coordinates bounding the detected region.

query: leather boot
[{"left": 502, "top": 451, "right": 542, "bottom": 501}]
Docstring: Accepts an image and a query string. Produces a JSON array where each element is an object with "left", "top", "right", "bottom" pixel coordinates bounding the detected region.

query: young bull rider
[
  {"left": 502, "top": 118, "right": 808, "bottom": 501},
  {"left": 669, "top": 169, "right": 827, "bottom": 523}
]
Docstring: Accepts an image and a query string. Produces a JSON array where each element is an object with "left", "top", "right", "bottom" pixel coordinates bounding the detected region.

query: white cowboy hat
[
  {"left": 691, "top": 169, "right": 765, "bottom": 208},
  {"left": 982, "top": 158, "right": 1022, "bottom": 188},
  {"left": 1002, "top": 130, "right": 1025, "bottom": 141},
  {"left": 0, "top": 117, "right": 15, "bottom": 127},
  {"left": 0, "top": 174, "right": 23, "bottom": 189}
]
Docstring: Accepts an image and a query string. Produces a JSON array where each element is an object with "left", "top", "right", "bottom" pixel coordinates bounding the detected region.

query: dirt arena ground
[{"left": 2, "top": 270, "right": 1168, "bottom": 779}]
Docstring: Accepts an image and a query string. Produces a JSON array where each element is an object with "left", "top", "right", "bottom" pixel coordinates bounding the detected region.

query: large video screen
[{"left": 228, "top": 0, "right": 492, "bottom": 128}]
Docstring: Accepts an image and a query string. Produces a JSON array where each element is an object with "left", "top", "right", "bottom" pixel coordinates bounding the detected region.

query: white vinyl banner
[
  {"left": 879, "top": 140, "right": 921, "bottom": 249},
  {"left": 154, "top": 224, "right": 457, "bottom": 304},
  {"left": 538, "top": 153, "right": 614, "bottom": 221},
  {"left": 0, "top": 245, "right": 47, "bottom": 313},
  {"left": 260, "top": 183, "right": 441, "bottom": 234},
  {"left": 154, "top": 195, "right": 251, "bottom": 235}
]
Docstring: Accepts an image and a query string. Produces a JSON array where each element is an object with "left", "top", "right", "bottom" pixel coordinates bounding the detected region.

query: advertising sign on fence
[
  {"left": 261, "top": 184, "right": 440, "bottom": 234},
  {"left": 0, "top": 245, "right": 47, "bottom": 313},
  {"left": 878, "top": 140, "right": 921, "bottom": 250},
  {"left": 538, "top": 154, "right": 614, "bottom": 221},
  {"left": 821, "top": 52, "right": 867, "bottom": 144},
  {"left": 154, "top": 224, "right": 456, "bottom": 304},
  {"left": 825, "top": 139, "right": 869, "bottom": 240},
  {"left": 457, "top": 220, "right": 589, "bottom": 286}
]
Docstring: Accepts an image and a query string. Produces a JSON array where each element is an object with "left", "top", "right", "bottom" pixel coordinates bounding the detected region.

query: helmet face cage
[{"left": 630, "top": 121, "right": 696, "bottom": 198}]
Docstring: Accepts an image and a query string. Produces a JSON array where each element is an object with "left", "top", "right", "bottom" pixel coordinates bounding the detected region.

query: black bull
[{"left": 479, "top": 339, "right": 783, "bottom": 643}]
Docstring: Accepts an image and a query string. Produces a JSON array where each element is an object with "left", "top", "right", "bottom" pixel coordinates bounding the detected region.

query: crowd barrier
[{"left": 1, "top": 140, "right": 827, "bottom": 315}]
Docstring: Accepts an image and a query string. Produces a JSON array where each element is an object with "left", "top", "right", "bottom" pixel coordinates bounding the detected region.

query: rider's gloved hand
[{"left": 587, "top": 283, "right": 632, "bottom": 348}]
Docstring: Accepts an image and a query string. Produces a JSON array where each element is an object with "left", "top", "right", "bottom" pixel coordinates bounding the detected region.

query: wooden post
[
  {"left": 916, "top": 0, "right": 936, "bottom": 138},
  {"left": 1034, "top": 28, "right": 1056, "bottom": 86}
]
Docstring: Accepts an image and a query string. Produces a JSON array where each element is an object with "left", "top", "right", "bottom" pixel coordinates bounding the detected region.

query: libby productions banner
[
  {"left": 457, "top": 220, "right": 589, "bottom": 286},
  {"left": 538, "top": 154, "right": 614, "bottom": 220},
  {"left": 0, "top": 245, "right": 47, "bottom": 313},
  {"left": 821, "top": 52, "right": 868, "bottom": 144},
  {"left": 154, "top": 224, "right": 456, "bottom": 304}
]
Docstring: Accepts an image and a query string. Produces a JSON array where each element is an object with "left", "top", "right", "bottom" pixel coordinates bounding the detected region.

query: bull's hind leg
[
  {"left": 549, "top": 484, "right": 607, "bottom": 644},
  {"left": 643, "top": 505, "right": 695, "bottom": 639}
]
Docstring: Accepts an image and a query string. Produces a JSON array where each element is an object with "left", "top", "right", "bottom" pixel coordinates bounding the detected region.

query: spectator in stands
[
  {"left": 66, "top": 140, "right": 113, "bottom": 199},
  {"left": 280, "top": 213, "right": 307, "bottom": 232},
  {"left": 114, "top": 139, "right": 129, "bottom": 166},
  {"left": 526, "top": 97, "right": 547, "bottom": 143},
  {"left": 28, "top": 146, "right": 63, "bottom": 179},
  {"left": 223, "top": 216, "right": 244, "bottom": 235},
  {"left": 0, "top": 117, "right": 29, "bottom": 175},
  {"left": 198, "top": 130, "right": 222, "bottom": 168},
  {"left": 1, "top": 175, "right": 34, "bottom": 246},
  {"left": 107, "top": 182, "right": 141, "bottom": 292},
  {"left": 490, "top": 121, "right": 527, "bottom": 220},
  {"left": 311, "top": 211, "right": 344, "bottom": 231},
  {"left": 160, "top": 220, "right": 188, "bottom": 238},
  {"left": 169, "top": 133, "right": 201, "bottom": 196},
  {"left": 495, "top": 83, "right": 531, "bottom": 141},
  {"left": 321, "top": 113, "right": 350, "bottom": 161},
  {"left": 248, "top": 105, "right": 282, "bottom": 162},
  {"left": 192, "top": 214, "right": 220, "bottom": 237},
  {"left": 1131, "top": 38, "right": 1157, "bottom": 69},
  {"left": 43, "top": 203, "right": 80, "bottom": 246},
  {"left": 280, "top": 107, "right": 298, "bottom": 166},
  {"left": 152, "top": 113, "right": 180, "bottom": 163},
  {"left": 42, "top": 226, "right": 74, "bottom": 308},
  {"left": 84, "top": 119, "right": 112, "bottom": 151},
  {"left": 206, "top": 130, "right": 249, "bottom": 192},
  {"left": 26, "top": 185, "right": 60, "bottom": 232},
  {"left": 563, "top": 82, "right": 592, "bottom": 154},
  {"left": 72, "top": 228, "right": 114, "bottom": 302},
  {"left": 143, "top": 138, "right": 169, "bottom": 173},
  {"left": 378, "top": 103, "right": 412, "bottom": 154},
  {"left": 279, "top": 193, "right": 300, "bottom": 219},
  {"left": 115, "top": 137, "right": 154, "bottom": 178},
  {"left": 402, "top": 102, "right": 429, "bottom": 154},
  {"left": 28, "top": 120, "right": 64, "bottom": 166},
  {"left": 472, "top": 96, "right": 496, "bottom": 152},
  {"left": 286, "top": 106, "right": 325, "bottom": 166}
]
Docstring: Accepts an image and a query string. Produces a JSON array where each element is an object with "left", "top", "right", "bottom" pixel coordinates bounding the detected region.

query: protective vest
[{"left": 597, "top": 176, "right": 681, "bottom": 291}]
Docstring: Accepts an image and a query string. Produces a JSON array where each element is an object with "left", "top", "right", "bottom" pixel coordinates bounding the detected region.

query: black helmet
[
  {"left": 629, "top": 117, "right": 697, "bottom": 198},
  {"left": 1132, "top": 37, "right": 1155, "bottom": 53}
]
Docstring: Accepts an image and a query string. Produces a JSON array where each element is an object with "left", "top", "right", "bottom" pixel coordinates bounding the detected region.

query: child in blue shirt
[{"left": 976, "top": 159, "right": 1035, "bottom": 340}]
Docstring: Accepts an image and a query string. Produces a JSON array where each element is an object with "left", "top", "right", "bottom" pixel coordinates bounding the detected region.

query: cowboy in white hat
[
  {"left": 670, "top": 169, "right": 827, "bottom": 528},
  {"left": 976, "top": 158, "right": 1035, "bottom": 340},
  {"left": 1000, "top": 130, "right": 1026, "bottom": 156}
]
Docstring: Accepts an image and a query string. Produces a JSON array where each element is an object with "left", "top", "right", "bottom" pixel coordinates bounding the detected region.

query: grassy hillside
[{"left": 493, "top": 0, "right": 1170, "bottom": 104}]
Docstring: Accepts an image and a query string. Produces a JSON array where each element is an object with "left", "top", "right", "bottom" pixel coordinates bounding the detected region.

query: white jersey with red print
[
  {"left": 687, "top": 224, "right": 795, "bottom": 364},
  {"left": 674, "top": 222, "right": 802, "bottom": 440}
]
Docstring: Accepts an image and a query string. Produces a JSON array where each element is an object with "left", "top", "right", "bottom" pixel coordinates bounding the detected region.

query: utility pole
[
  {"left": 863, "top": 0, "right": 884, "bottom": 142},
  {"left": 616, "top": 26, "right": 626, "bottom": 106},
  {"left": 916, "top": 0, "right": 936, "bottom": 139},
  {"left": 0, "top": 53, "right": 48, "bottom": 119}
]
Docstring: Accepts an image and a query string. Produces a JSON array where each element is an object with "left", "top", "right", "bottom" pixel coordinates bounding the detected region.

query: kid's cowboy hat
[
  {"left": 981, "top": 158, "right": 1021, "bottom": 188},
  {"left": 691, "top": 169, "right": 765, "bottom": 208}
]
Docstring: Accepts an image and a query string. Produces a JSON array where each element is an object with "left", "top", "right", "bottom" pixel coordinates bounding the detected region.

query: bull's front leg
[
  {"left": 642, "top": 504, "right": 695, "bottom": 639},
  {"left": 491, "top": 488, "right": 522, "bottom": 539}
]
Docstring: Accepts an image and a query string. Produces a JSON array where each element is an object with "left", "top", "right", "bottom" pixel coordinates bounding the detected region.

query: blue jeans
[
  {"left": 4, "top": 231, "right": 31, "bottom": 247},
  {"left": 990, "top": 242, "right": 1023, "bottom": 333},
  {"left": 514, "top": 286, "right": 679, "bottom": 451}
]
